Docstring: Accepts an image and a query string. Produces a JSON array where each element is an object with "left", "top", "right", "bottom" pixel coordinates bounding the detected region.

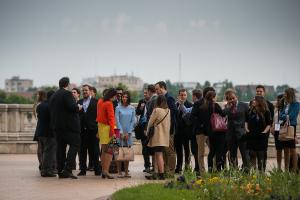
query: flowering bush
[{"left": 164, "top": 168, "right": 300, "bottom": 200}]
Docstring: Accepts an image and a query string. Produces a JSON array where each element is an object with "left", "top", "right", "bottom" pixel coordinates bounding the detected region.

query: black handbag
[{"left": 145, "top": 110, "right": 169, "bottom": 145}]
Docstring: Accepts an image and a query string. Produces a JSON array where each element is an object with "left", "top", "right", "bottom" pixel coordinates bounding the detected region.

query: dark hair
[
  {"left": 82, "top": 84, "right": 91, "bottom": 90},
  {"left": 102, "top": 89, "right": 109, "bottom": 96},
  {"left": 103, "top": 88, "right": 117, "bottom": 101},
  {"left": 155, "top": 81, "right": 167, "bottom": 90},
  {"left": 256, "top": 85, "right": 265, "bottom": 91},
  {"left": 121, "top": 91, "right": 131, "bottom": 105},
  {"left": 192, "top": 89, "right": 202, "bottom": 99},
  {"left": 224, "top": 88, "right": 236, "bottom": 100},
  {"left": 178, "top": 88, "right": 187, "bottom": 94},
  {"left": 37, "top": 91, "right": 47, "bottom": 102},
  {"left": 284, "top": 88, "right": 296, "bottom": 103},
  {"left": 203, "top": 87, "right": 215, "bottom": 98},
  {"left": 205, "top": 91, "right": 216, "bottom": 102},
  {"left": 155, "top": 95, "right": 168, "bottom": 109},
  {"left": 147, "top": 84, "right": 156, "bottom": 93},
  {"left": 276, "top": 94, "right": 284, "bottom": 111},
  {"left": 72, "top": 88, "right": 81, "bottom": 95},
  {"left": 59, "top": 77, "right": 70, "bottom": 88},
  {"left": 91, "top": 86, "right": 97, "bottom": 94},
  {"left": 47, "top": 90, "right": 55, "bottom": 100}
]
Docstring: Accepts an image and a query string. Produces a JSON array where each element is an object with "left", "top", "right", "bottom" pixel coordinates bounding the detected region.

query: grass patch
[
  {"left": 111, "top": 183, "right": 198, "bottom": 200},
  {"left": 112, "top": 169, "right": 300, "bottom": 200}
]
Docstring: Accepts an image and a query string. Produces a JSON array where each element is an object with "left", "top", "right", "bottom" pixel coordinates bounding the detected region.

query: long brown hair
[
  {"left": 284, "top": 88, "right": 296, "bottom": 104},
  {"left": 253, "top": 96, "right": 269, "bottom": 119},
  {"left": 200, "top": 90, "right": 216, "bottom": 110},
  {"left": 155, "top": 95, "right": 168, "bottom": 109}
]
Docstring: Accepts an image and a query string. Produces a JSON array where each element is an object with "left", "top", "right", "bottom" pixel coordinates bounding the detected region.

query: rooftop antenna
[{"left": 179, "top": 53, "right": 182, "bottom": 84}]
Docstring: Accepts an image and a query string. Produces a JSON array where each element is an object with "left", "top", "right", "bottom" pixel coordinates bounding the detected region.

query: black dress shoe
[
  {"left": 58, "top": 170, "right": 78, "bottom": 179},
  {"left": 41, "top": 172, "right": 56, "bottom": 177},
  {"left": 145, "top": 173, "right": 158, "bottom": 180},
  {"left": 77, "top": 171, "right": 86, "bottom": 176},
  {"left": 94, "top": 171, "right": 101, "bottom": 176}
]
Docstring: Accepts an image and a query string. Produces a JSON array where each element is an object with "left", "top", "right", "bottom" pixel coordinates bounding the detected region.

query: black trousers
[
  {"left": 39, "top": 137, "right": 56, "bottom": 173},
  {"left": 227, "top": 134, "right": 250, "bottom": 170},
  {"left": 79, "top": 129, "right": 101, "bottom": 172},
  {"left": 174, "top": 133, "right": 191, "bottom": 170},
  {"left": 56, "top": 132, "right": 80, "bottom": 173},
  {"left": 208, "top": 133, "right": 226, "bottom": 171},
  {"left": 190, "top": 135, "right": 199, "bottom": 172},
  {"left": 249, "top": 150, "right": 265, "bottom": 171},
  {"left": 141, "top": 137, "right": 151, "bottom": 168}
]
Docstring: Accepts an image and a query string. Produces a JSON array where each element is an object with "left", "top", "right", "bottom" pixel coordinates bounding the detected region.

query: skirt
[{"left": 98, "top": 123, "right": 112, "bottom": 145}]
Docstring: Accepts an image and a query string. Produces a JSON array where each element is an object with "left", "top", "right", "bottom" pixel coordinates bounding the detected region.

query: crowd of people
[{"left": 33, "top": 77, "right": 300, "bottom": 180}]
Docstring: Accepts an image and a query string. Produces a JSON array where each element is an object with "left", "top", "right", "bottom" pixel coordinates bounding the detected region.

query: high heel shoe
[{"left": 102, "top": 172, "right": 114, "bottom": 179}]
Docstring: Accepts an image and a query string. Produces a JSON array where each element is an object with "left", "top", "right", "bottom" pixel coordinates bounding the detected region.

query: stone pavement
[{"left": 0, "top": 154, "right": 278, "bottom": 200}]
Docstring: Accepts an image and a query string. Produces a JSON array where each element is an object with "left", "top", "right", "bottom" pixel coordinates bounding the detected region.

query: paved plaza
[{"left": 0, "top": 154, "right": 278, "bottom": 200}]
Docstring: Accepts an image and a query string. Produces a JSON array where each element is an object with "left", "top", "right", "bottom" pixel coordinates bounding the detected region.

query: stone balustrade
[{"left": 0, "top": 103, "right": 299, "bottom": 156}]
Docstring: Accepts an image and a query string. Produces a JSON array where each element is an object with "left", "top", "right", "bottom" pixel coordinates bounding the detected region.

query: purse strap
[{"left": 154, "top": 109, "right": 169, "bottom": 127}]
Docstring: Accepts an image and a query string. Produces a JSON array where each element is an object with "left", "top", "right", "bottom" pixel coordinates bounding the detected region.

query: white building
[
  {"left": 82, "top": 74, "right": 144, "bottom": 92},
  {"left": 5, "top": 76, "right": 33, "bottom": 92}
]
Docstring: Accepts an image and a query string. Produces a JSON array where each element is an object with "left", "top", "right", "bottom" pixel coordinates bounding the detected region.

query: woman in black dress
[{"left": 245, "top": 96, "right": 272, "bottom": 172}]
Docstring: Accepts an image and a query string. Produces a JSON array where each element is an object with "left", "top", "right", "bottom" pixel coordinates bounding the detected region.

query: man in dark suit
[
  {"left": 49, "top": 77, "right": 81, "bottom": 179},
  {"left": 175, "top": 88, "right": 193, "bottom": 173},
  {"left": 223, "top": 89, "right": 250, "bottom": 170},
  {"left": 77, "top": 84, "right": 101, "bottom": 176}
]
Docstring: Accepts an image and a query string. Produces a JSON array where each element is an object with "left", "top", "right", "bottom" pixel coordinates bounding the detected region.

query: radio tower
[{"left": 179, "top": 53, "right": 182, "bottom": 84}]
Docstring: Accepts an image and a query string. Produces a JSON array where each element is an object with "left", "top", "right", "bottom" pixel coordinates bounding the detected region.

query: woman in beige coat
[{"left": 145, "top": 95, "right": 170, "bottom": 180}]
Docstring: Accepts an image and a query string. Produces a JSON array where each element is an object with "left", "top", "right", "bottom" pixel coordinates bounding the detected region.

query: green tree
[
  {"left": 203, "top": 81, "right": 211, "bottom": 88},
  {"left": 5, "top": 93, "right": 33, "bottom": 104},
  {"left": 236, "top": 85, "right": 254, "bottom": 102},
  {"left": 0, "top": 90, "right": 6, "bottom": 103},
  {"left": 195, "top": 82, "right": 202, "bottom": 89},
  {"left": 276, "top": 84, "right": 289, "bottom": 95},
  {"left": 217, "top": 80, "right": 234, "bottom": 101}
]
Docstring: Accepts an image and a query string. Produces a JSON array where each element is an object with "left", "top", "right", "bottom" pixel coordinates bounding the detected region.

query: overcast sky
[{"left": 0, "top": 0, "right": 300, "bottom": 89}]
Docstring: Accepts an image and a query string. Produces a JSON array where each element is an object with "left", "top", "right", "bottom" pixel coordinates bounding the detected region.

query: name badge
[{"left": 275, "top": 123, "right": 280, "bottom": 131}]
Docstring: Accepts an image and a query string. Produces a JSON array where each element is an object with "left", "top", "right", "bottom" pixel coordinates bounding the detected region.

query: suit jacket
[
  {"left": 224, "top": 101, "right": 249, "bottom": 140},
  {"left": 78, "top": 97, "right": 98, "bottom": 134},
  {"left": 165, "top": 92, "right": 177, "bottom": 135},
  {"left": 35, "top": 100, "right": 53, "bottom": 137},
  {"left": 191, "top": 98, "right": 206, "bottom": 135},
  {"left": 49, "top": 88, "right": 80, "bottom": 135},
  {"left": 176, "top": 100, "right": 193, "bottom": 137}
]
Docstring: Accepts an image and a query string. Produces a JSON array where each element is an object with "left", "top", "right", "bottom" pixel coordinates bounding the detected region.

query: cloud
[
  {"left": 190, "top": 19, "right": 207, "bottom": 28},
  {"left": 61, "top": 17, "right": 79, "bottom": 33},
  {"left": 154, "top": 21, "right": 168, "bottom": 34},
  {"left": 115, "top": 13, "right": 131, "bottom": 34},
  {"left": 99, "top": 18, "right": 111, "bottom": 31}
]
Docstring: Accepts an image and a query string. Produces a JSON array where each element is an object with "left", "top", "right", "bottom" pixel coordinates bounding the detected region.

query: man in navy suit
[{"left": 77, "top": 85, "right": 101, "bottom": 176}]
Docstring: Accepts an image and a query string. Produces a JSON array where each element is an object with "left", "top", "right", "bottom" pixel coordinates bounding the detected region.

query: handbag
[
  {"left": 145, "top": 109, "right": 169, "bottom": 145},
  {"left": 210, "top": 104, "right": 228, "bottom": 133},
  {"left": 279, "top": 115, "right": 295, "bottom": 141},
  {"left": 115, "top": 147, "right": 134, "bottom": 161}
]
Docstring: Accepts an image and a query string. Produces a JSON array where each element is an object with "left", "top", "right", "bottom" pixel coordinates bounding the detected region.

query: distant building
[
  {"left": 213, "top": 82, "right": 227, "bottom": 94},
  {"left": 82, "top": 74, "right": 144, "bottom": 92},
  {"left": 174, "top": 81, "right": 198, "bottom": 93},
  {"left": 5, "top": 76, "right": 33, "bottom": 92},
  {"left": 235, "top": 85, "right": 275, "bottom": 94}
]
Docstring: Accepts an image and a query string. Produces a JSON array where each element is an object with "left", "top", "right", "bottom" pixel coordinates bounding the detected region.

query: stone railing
[
  {"left": 0, "top": 104, "right": 37, "bottom": 153},
  {"left": 0, "top": 103, "right": 299, "bottom": 155}
]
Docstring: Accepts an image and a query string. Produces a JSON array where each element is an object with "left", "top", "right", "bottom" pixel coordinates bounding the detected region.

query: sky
[{"left": 0, "top": 0, "right": 300, "bottom": 89}]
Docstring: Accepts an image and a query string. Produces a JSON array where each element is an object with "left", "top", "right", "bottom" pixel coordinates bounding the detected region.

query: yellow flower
[
  {"left": 267, "top": 188, "right": 272, "bottom": 193},
  {"left": 252, "top": 175, "right": 257, "bottom": 180},
  {"left": 195, "top": 179, "right": 204, "bottom": 185}
]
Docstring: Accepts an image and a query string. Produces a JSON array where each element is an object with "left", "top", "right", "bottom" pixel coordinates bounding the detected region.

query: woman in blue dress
[{"left": 115, "top": 91, "right": 136, "bottom": 178}]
